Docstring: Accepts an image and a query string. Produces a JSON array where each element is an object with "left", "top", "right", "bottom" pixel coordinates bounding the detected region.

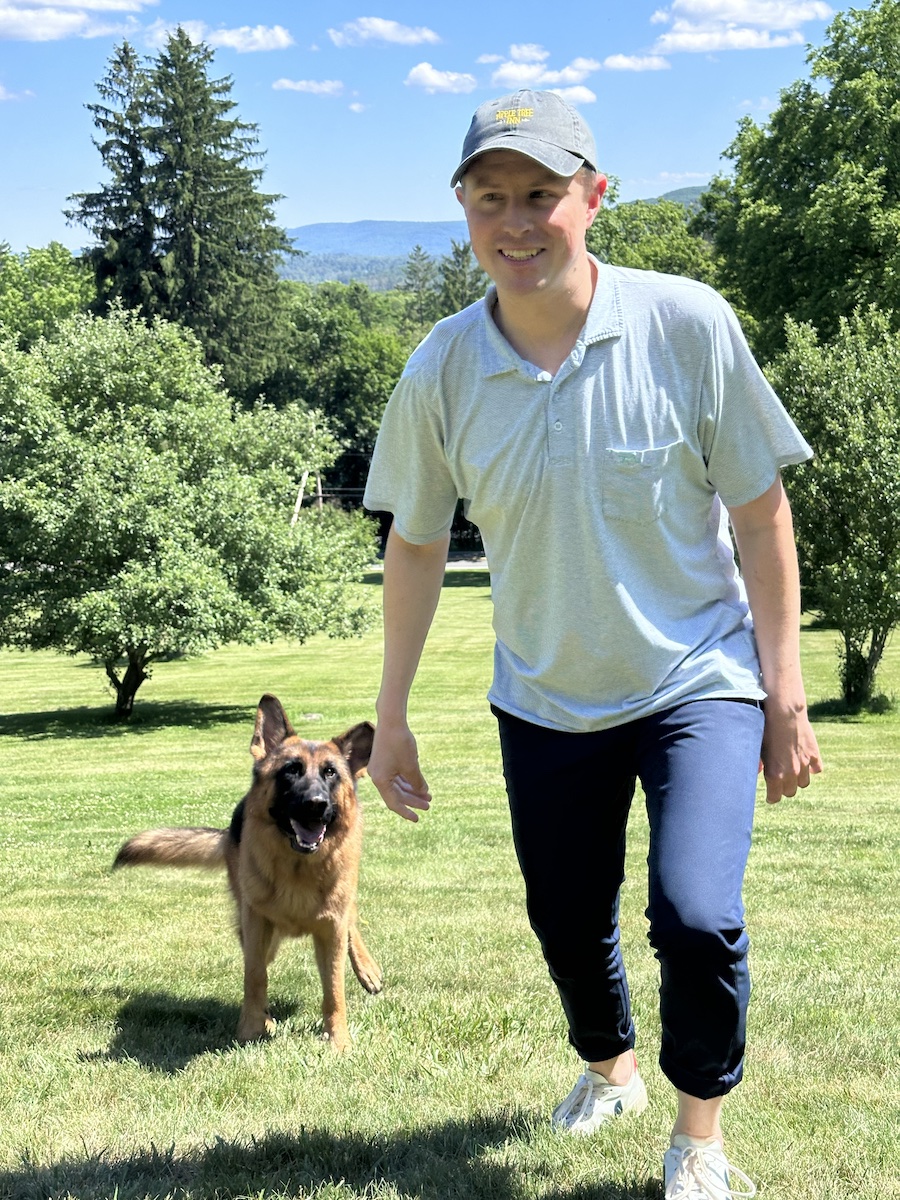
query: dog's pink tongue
[{"left": 291, "top": 819, "right": 325, "bottom": 846}]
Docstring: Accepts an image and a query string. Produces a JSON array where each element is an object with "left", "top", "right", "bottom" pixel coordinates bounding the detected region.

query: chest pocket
[{"left": 601, "top": 442, "right": 679, "bottom": 523}]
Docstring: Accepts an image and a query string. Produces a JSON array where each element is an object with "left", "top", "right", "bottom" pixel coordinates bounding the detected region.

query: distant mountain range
[{"left": 282, "top": 186, "right": 707, "bottom": 288}]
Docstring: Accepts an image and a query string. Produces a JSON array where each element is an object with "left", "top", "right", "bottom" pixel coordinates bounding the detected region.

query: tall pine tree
[
  {"left": 66, "top": 42, "right": 159, "bottom": 315},
  {"left": 68, "top": 30, "right": 293, "bottom": 399},
  {"left": 437, "top": 239, "right": 488, "bottom": 317}
]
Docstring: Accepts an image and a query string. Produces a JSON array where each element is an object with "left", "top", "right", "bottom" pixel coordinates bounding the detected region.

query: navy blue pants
[{"left": 494, "top": 699, "right": 765, "bottom": 1100}]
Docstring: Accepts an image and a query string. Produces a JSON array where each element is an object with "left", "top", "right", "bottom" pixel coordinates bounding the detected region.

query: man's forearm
[
  {"left": 375, "top": 526, "right": 451, "bottom": 722},
  {"left": 730, "top": 477, "right": 806, "bottom": 709}
]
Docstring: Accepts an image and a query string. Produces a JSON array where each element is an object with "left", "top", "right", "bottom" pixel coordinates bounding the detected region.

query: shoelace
[
  {"left": 557, "top": 1073, "right": 616, "bottom": 1126},
  {"left": 666, "top": 1145, "right": 757, "bottom": 1200}
]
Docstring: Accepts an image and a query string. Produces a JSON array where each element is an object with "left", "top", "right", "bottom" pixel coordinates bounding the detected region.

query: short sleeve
[
  {"left": 363, "top": 359, "right": 460, "bottom": 544},
  {"left": 700, "top": 297, "right": 813, "bottom": 508}
]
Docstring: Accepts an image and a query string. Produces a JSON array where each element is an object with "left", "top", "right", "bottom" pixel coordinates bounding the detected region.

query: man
[{"left": 363, "top": 89, "right": 821, "bottom": 1199}]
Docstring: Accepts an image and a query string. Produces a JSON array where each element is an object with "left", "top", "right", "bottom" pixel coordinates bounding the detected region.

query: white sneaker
[
  {"left": 551, "top": 1058, "right": 648, "bottom": 1135},
  {"left": 664, "top": 1135, "right": 757, "bottom": 1199}
]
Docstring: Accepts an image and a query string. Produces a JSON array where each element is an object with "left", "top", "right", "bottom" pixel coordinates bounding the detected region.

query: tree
[
  {"left": 766, "top": 307, "right": 900, "bottom": 708},
  {"left": 67, "top": 31, "right": 293, "bottom": 400},
  {"left": 399, "top": 244, "right": 439, "bottom": 330},
  {"left": 588, "top": 180, "right": 716, "bottom": 284},
  {"left": 0, "top": 308, "right": 376, "bottom": 719},
  {"left": 65, "top": 42, "right": 159, "bottom": 317},
  {"left": 261, "top": 281, "right": 411, "bottom": 497},
  {"left": 0, "top": 242, "right": 94, "bottom": 348},
  {"left": 698, "top": 0, "right": 900, "bottom": 360},
  {"left": 436, "top": 239, "right": 489, "bottom": 317}
]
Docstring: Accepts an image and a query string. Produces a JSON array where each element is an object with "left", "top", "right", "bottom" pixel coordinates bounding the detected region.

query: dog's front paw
[
  {"left": 236, "top": 1010, "right": 276, "bottom": 1043},
  {"left": 322, "top": 1021, "right": 351, "bottom": 1052}
]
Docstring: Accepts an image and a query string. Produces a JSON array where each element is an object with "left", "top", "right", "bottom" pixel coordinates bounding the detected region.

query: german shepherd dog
[{"left": 113, "top": 694, "right": 382, "bottom": 1050}]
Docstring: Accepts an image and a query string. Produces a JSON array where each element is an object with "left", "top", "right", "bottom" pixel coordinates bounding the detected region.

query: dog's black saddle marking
[{"left": 229, "top": 798, "right": 246, "bottom": 845}]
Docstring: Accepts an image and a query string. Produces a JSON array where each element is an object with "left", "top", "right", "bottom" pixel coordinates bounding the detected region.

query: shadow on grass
[
  {"left": 1, "top": 1115, "right": 663, "bottom": 1200},
  {"left": 806, "top": 697, "right": 898, "bottom": 722},
  {"left": 0, "top": 701, "right": 251, "bottom": 741},
  {"left": 77, "top": 990, "right": 305, "bottom": 1074},
  {"left": 807, "top": 698, "right": 864, "bottom": 722},
  {"left": 442, "top": 569, "right": 492, "bottom": 590},
  {"left": 362, "top": 569, "right": 492, "bottom": 591}
]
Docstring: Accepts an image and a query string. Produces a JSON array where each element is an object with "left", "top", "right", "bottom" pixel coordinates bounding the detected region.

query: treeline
[{"left": 4, "top": 0, "right": 900, "bottom": 711}]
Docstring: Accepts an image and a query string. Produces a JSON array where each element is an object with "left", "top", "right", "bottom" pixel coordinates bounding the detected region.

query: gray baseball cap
[{"left": 451, "top": 89, "right": 598, "bottom": 187}]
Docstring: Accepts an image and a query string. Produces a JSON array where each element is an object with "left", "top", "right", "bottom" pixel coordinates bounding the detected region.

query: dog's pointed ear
[
  {"left": 332, "top": 721, "right": 375, "bottom": 778},
  {"left": 251, "top": 694, "right": 296, "bottom": 761}
]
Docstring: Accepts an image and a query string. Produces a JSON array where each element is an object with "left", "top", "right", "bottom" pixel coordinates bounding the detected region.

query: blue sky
[{"left": 0, "top": 0, "right": 859, "bottom": 252}]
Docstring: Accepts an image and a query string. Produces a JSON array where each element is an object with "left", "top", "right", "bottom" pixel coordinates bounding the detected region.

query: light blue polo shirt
[{"left": 364, "top": 260, "right": 812, "bottom": 732}]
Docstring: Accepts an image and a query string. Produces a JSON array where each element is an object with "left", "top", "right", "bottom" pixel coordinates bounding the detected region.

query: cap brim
[{"left": 451, "top": 136, "right": 587, "bottom": 187}]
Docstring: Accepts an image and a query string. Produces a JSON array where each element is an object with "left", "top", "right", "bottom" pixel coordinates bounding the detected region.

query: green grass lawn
[{"left": 1, "top": 568, "right": 897, "bottom": 1200}]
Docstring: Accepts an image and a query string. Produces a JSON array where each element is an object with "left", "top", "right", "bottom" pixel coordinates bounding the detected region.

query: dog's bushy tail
[{"left": 113, "top": 827, "right": 228, "bottom": 871}]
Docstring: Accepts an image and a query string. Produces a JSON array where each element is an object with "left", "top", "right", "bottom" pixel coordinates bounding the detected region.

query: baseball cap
[{"left": 450, "top": 89, "right": 598, "bottom": 187}]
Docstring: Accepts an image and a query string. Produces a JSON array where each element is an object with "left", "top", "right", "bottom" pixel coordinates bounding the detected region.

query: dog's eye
[
  {"left": 322, "top": 764, "right": 338, "bottom": 780},
  {"left": 282, "top": 761, "right": 306, "bottom": 778}
]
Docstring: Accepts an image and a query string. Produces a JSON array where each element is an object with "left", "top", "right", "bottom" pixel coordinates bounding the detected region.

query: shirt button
[{"left": 554, "top": 421, "right": 563, "bottom": 431}]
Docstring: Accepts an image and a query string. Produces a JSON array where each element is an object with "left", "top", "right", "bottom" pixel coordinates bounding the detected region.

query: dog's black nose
[{"left": 302, "top": 798, "right": 330, "bottom": 822}]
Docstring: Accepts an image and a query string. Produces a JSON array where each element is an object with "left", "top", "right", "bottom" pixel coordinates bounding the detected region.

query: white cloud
[
  {"left": 0, "top": 81, "right": 34, "bottom": 98},
  {"left": 405, "top": 62, "right": 477, "bottom": 94},
  {"left": 603, "top": 54, "right": 671, "bottom": 71},
  {"left": 656, "top": 25, "right": 803, "bottom": 50},
  {"left": 328, "top": 16, "right": 440, "bottom": 48},
  {"left": 142, "top": 18, "right": 193, "bottom": 46},
  {"left": 6, "top": 0, "right": 151, "bottom": 9},
  {"left": 349, "top": 101, "right": 366, "bottom": 112},
  {"left": 7, "top": 0, "right": 151, "bottom": 8},
  {"left": 650, "top": 0, "right": 832, "bottom": 54},
  {"left": 491, "top": 61, "right": 546, "bottom": 87},
  {"left": 144, "top": 18, "right": 291, "bottom": 52},
  {"left": 490, "top": 61, "right": 541, "bottom": 87},
  {"left": 0, "top": 0, "right": 156, "bottom": 40},
  {"left": 549, "top": 86, "right": 597, "bottom": 104},
  {"left": 661, "top": 0, "right": 831, "bottom": 23},
  {"left": 206, "top": 25, "right": 293, "bottom": 53},
  {"left": 491, "top": 50, "right": 600, "bottom": 89},
  {"left": 0, "top": 3, "right": 142, "bottom": 39},
  {"left": 476, "top": 53, "right": 502, "bottom": 63},
  {"left": 0, "top": 7, "right": 86, "bottom": 39},
  {"left": 509, "top": 42, "right": 549, "bottom": 63},
  {"left": 273, "top": 78, "right": 343, "bottom": 95}
]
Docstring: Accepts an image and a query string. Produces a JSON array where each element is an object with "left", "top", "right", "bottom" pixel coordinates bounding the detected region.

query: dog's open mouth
[{"left": 289, "top": 819, "right": 326, "bottom": 853}]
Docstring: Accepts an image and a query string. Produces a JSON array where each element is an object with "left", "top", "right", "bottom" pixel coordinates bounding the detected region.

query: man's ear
[
  {"left": 455, "top": 185, "right": 465, "bottom": 208},
  {"left": 586, "top": 174, "right": 608, "bottom": 228}
]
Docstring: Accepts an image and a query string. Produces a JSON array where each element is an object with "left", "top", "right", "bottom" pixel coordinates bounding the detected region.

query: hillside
[
  {"left": 282, "top": 186, "right": 709, "bottom": 288},
  {"left": 285, "top": 219, "right": 469, "bottom": 258}
]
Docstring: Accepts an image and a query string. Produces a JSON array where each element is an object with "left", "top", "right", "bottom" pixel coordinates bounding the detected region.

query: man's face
[{"left": 456, "top": 150, "right": 606, "bottom": 299}]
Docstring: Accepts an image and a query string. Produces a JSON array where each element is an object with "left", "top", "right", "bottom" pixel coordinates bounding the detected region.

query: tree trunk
[
  {"left": 105, "top": 651, "right": 149, "bottom": 720},
  {"left": 840, "top": 630, "right": 883, "bottom": 710}
]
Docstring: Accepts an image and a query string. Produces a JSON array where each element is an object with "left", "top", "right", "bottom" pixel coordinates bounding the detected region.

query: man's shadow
[
  {"left": 2, "top": 1117, "right": 663, "bottom": 1200},
  {"left": 29, "top": 991, "right": 664, "bottom": 1200}
]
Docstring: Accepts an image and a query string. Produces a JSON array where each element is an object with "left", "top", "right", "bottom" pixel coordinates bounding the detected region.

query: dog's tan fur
[{"left": 114, "top": 694, "right": 382, "bottom": 1050}]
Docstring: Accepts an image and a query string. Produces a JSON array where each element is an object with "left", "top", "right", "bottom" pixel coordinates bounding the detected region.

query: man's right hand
[{"left": 367, "top": 720, "right": 432, "bottom": 822}]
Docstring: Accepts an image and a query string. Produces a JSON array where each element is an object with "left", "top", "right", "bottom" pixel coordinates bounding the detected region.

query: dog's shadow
[
  {"left": 79, "top": 990, "right": 303, "bottom": 1073},
  {"left": 0, "top": 1116, "right": 664, "bottom": 1200}
]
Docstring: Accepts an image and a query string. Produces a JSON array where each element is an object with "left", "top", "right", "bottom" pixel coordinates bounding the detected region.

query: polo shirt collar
[{"left": 479, "top": 256, "right": 624, "bottom": 378}]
